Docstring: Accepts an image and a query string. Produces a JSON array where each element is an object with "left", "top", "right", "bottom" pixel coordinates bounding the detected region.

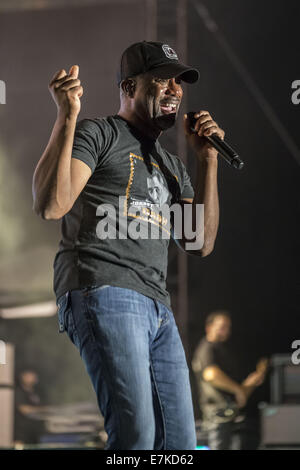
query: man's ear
[{"left": 121, "top": 78, "right": 136, "bottom": 98}]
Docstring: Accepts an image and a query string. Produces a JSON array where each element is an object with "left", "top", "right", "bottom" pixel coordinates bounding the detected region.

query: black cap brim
[{"left": 148, "top": 63, "right": 200, "bottom": 84}]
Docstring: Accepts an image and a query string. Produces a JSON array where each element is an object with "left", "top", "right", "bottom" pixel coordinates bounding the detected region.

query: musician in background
[
  {"left": 14, "top": 369, "right": 45, "bottom": 445},
  {"left": 192, "top": 311, "right": 268, "bottom": 450}
]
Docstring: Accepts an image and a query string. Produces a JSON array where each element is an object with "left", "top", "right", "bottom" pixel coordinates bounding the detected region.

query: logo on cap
[{"left": 162, "top": 44, "right": 178, "bottom": 60}]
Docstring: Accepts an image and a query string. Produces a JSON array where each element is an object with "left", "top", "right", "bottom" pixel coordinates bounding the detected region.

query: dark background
[{"left": 0, "top": 0, "right": 299, "bottom": 417}]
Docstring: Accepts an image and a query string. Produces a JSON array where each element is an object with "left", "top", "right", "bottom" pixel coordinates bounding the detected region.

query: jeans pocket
[
  {"left": 57, "top": 292, "right": 81, "bottom": 350},
  {"left": 57, "top": 292, "right": 69, "bottom": 333}
]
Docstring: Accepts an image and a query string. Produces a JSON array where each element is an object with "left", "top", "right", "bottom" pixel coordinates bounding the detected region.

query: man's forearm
[
  {"left": 32, "top": 113, "right": 77, "bottom": 218},
  {"left": 241, "top": 383, "right": 256, "bottom": 399},
  {"left": 193, "top": 156, "right": 219, "bottom": 256}
]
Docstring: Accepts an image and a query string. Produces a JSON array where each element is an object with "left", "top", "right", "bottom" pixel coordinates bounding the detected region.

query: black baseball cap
[{"left": 117, "top": 41, "right": 200, "bottom": 86}]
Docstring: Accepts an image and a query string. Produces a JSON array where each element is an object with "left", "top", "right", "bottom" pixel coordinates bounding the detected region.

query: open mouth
[{"left": 160, "top": 102, "right": 178, "bottom": 115}]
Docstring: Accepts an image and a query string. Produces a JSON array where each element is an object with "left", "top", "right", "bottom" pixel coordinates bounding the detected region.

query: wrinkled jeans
[{"left": 57, "top": 285, "right": 196, "bottom": 450}]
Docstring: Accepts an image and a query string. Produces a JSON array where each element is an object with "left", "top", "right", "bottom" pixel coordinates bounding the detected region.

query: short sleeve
[
  {"left": 192, "top": 341, "right": 218, "bottom": 373},
  {"left": 72, "top": 119, "right": 104, "bottom": 173},
  {"left": 177, "top": 158, "right": 194, "bottom": 200}
]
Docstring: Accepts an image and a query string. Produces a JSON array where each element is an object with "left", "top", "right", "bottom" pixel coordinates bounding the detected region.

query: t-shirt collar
[{"left": 113, "top": 114, "right": 159, "bottom": 145}]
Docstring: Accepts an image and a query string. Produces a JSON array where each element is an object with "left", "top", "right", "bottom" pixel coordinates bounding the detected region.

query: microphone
[{"left": 187, "top": 112, "right": 244, "bottom": 170}]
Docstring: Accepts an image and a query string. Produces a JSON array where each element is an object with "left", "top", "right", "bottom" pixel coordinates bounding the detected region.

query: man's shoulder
[
  {"left": 196, "top": 337, "right": 210, "bottom": 350},
  {"left": 192, "top": 338, "right": 213, "bottom": 372},
  {"left": 76, "top": 115, "right": 118, "bottom": 134},
  {"left": 194, "top": 338, "right": 216, "bottom": 357}
]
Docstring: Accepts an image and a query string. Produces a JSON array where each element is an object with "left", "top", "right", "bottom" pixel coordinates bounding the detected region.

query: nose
[{"left": 165, "top": 78, "right": 182, "bottom": 97}]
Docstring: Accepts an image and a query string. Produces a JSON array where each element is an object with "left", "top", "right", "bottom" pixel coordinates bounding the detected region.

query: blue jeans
[{"left": 57, "top": 285, "right": 196, "bottom": 450}]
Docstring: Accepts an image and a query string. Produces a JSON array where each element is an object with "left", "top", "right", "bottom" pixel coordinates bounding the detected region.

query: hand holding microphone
[{"left": 184, "top": 111, "right": 244, "bottom": 170}]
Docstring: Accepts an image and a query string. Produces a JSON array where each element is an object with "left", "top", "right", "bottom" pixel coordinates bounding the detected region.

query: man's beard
[{"left": 153, "top": 112, "right": 177, "bottom": 130}]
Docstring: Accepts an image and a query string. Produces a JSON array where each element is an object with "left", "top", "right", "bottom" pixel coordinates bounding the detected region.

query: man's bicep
[
  {"left": 202, "top": 364, "right": 221, "bottom": 381},
  {"left": 69, "top": 158, "right": 92, "bottom": 207},
  {"left": 198, "top": 345, "right": 218, "bottom": 370},
  {"left": 192, "top": 345, "right": 218, "bottom": 379}
]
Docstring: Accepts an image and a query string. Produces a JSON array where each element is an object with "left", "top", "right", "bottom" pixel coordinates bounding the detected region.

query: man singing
[{"left": 32, "top": 41, "right": 224, "bottom": 450}]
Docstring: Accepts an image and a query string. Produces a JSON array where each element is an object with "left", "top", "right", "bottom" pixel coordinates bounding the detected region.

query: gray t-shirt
[{"left": 53, "top": 114, "right": 194, "bottom": 308}]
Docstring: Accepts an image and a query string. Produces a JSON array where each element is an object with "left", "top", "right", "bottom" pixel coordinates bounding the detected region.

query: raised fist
[{"left": 48, "top": 65, "right": 83, "bottom": 118}]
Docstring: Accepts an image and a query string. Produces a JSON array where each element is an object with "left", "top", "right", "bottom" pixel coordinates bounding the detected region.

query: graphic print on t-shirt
[
  {"left": 147, "top": 169, "right": 169, "bottom": 206},
  {"left": 124, "top": 152, "right": 179, "bottom": 236}
]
